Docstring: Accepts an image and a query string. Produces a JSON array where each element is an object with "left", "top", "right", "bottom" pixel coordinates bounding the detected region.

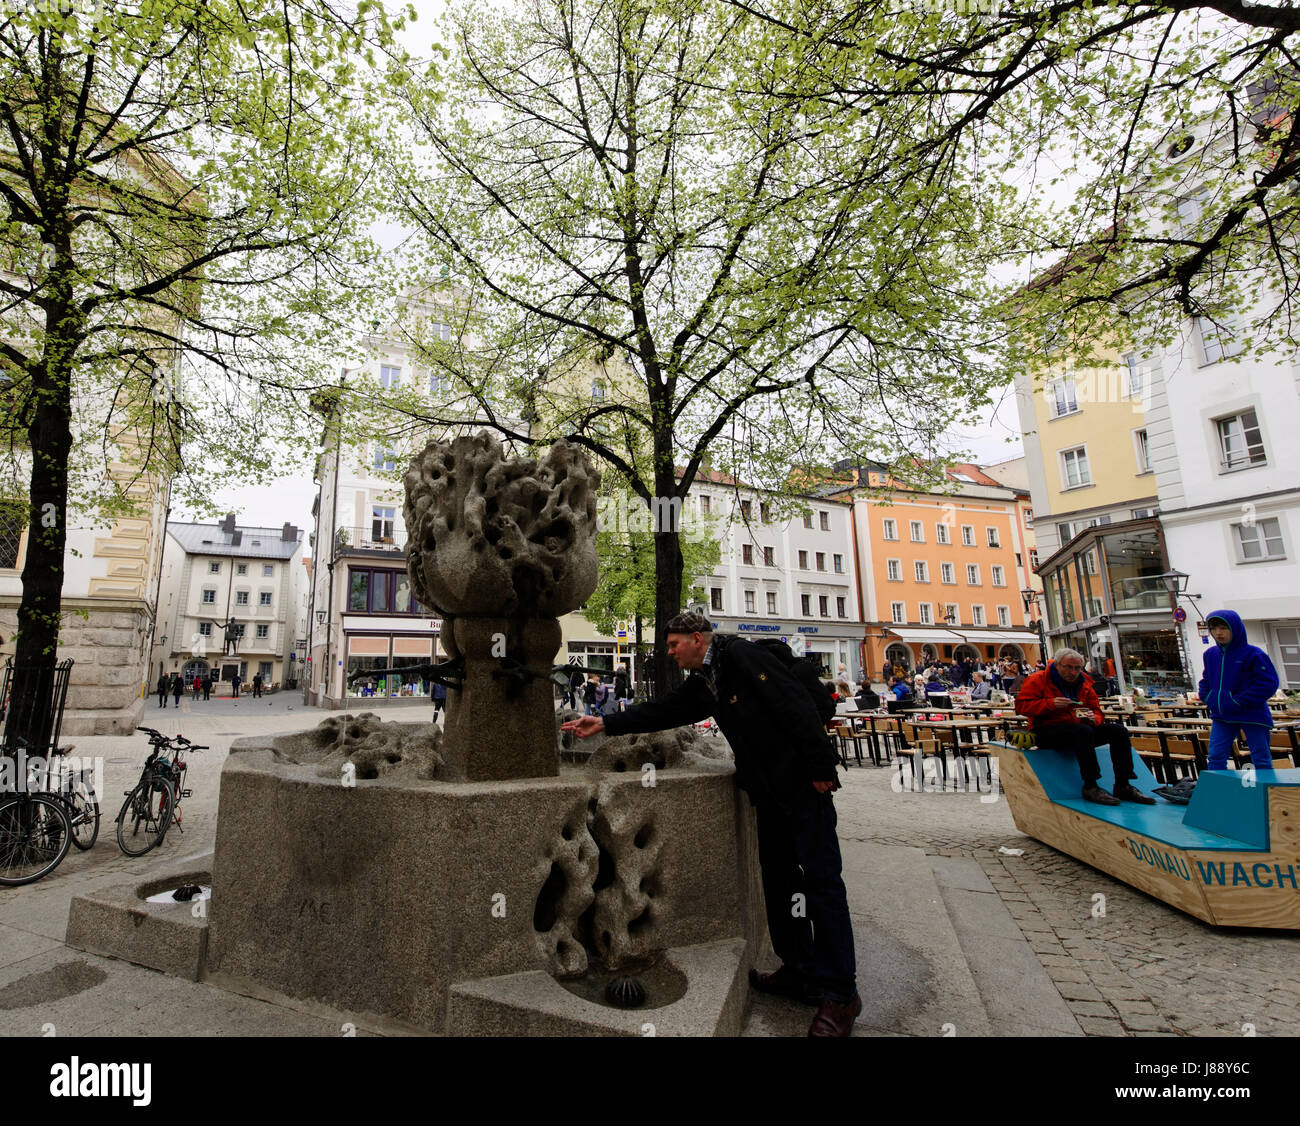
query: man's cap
[{"left": 664, "top": 611, "right": 713, "bottom": 634}]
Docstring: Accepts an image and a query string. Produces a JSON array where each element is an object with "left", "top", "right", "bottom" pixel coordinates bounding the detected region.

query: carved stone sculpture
[{"left": 403, "top": 432, "right": 599, "bottom": 780}]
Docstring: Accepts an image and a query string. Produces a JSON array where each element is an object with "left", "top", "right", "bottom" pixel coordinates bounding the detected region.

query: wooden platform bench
[{"left": 992, "top": 739, "right": 1300, "bottom": 929}]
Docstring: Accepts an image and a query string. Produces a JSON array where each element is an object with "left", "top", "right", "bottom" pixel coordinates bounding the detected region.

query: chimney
[
  {"left": 282, "top": 522, "right": 298, "bottom": 542},
  {"left": 219, "top": 513, "right": 236, "bottom": 535}
]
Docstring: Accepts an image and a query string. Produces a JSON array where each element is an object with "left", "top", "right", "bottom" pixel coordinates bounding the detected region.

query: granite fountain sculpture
[{"left": 66, "top": 432, "right": 768, "bottom": 1034}]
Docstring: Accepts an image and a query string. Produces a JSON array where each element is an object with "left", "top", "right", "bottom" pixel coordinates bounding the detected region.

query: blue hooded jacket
[{"left": 1198, "top": 609, "right": 1279, "bottom": 728}]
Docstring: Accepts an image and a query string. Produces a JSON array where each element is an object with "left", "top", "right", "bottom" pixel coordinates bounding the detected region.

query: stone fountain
[{"left": 66, "top": 432, "right": 769, "bottom": 1034}]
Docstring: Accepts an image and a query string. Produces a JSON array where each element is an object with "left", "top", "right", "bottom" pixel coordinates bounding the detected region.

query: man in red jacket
[{"left": 1015, "top": 649, "right": 1155, "bottom": 806}]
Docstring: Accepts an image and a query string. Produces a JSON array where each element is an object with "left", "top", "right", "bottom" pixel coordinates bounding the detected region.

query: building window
[
  {"left": 799, "top": 550, "right": 809, "bottom": 569},
  {"left": 347, "top": 568, "right": 419, "bottom": 615},
  {"left": 764, "top": 546, "right": 775, "bottom": 566},
  {"left": 966, "top": 564, "right": 980, "bottom": 585},
  {"left": 700, "top": 495, "right": 711, "bottom": 514},
  {"left": 991, "top": 565, "right": 1005, "bottom": 587},
  {"left": 1215, "top": 409, "right": 1266, "bottom": 471},
  {"left": 837, "top": 596, "right": 847, "bottom": 617},
  {"left": 816, "top": 552, "right": 826, "bottom": 571},
  {"left": 1048, "top": 377, "right": 1079, "bottom": 417},
  {"left": 591, "top": 378, "right": 606, "bottom": 401},
  {"left": 887, "top": 559, "right": 902, "bottom": 581},
  {"left": 802, "top": 593, "right": 812, "bottom": 615},
  {"left": 1061, "top": 446, "right": 1092, "bottom": 489},
  {"left": 961, "top": 524, "right": 974, "bottom": 547},
  {"left": 760, "top": 501, "right": 771, "bottom": 523},
  {"left": 429, "top": 371, "right": 452, "bottom": 393},
  {"left": 986, "top": 527, "right": 1000, "bottom": 548},
  {"left": 890, "top": 601, "right": 906, "bottom": 624},
  {"left": 742, "top": 544, "right": 754, "bottom": 565},
  {"left": 882, "top": 519, "right": 898, "bottom": 541},
  {"left": 198, "top": 622, "right": 212, "bottom": 636},
  {"left": 819, "top": 511, "right": 830, "bottom": 531},
  {"left": 264, "top": 564, "right": 274, "bottom": 577},
  {"left": 741, "top": 499, "right": 752, "bottom": 520},
  {"left": 744, "top": 590, "right": 756, "bottom": 613},
  {"left": 379, "top": 364, "right": 401, "bottom": 388},
  {"left": 202, "top": 589, "right": 216, "bottom": 604},
  {"left": 803, "top": 514, "right": 813, "bottom": 529},
  {"left": 945, "top": 603, "right": 959, "bottom": 624},
  {"left": 971, "top": 604, "right": 985, "bottom": 626},
  {"left": 372, "top": 506, "right": 396, "bottom": 541},
  {"left": 940, "top": 562, "right": 954, "bottom": 584},
  {"left": 910, "top": 520, "right": 924, "bottom": 542},
  {"left": 936, "top": 523, "right": 950, "bottom": 544},
  {"left": 1197, "top": 316, "right": 1243, "bottom": 365},
  {"left": 373, "top": 446, "right": 398, "bottom": 471},
  {"left": 914, "top": 560, "right": 929, "bottom": 582},
  {"left": 710, "top": 587, "right": 723, "bottom": 611},
  {"left": 918, "top": 602, "right": 933, "bottom": 625},
  {"left": 766, "top": 591, "right": 777, "bottom": 614},
  {"left": 833, "top": 553, "right": 843, "bottom": 573},
  {"left": 235, "top": 591, "right": 249, "bottom": 605},
  {"left": 997, "top": 605, "right": 1011, "bottom": 627},
  {"left": 209, "top": 561, "right": 220, "bottom": 574},
  {"left": 1135, "top": 428, "right": 1152, "bottom": 473},
  {"left": 259, "top": 592, "right": 272, "bottom": 606},
  {"left": 236, "top": 563, "right": 247, "bottom": 575},
  {"left": 256, "top": 624, "right": 270, "bottom": 639},
  {"left": 1029, "top": 548, "right": 1040, "bottom": 569},
  {"left": 1123, "top": 354, "right": 1142, "bottom": 399},
  {"left": 819, "top": 595, "right": 829, "bottom": 617},
  {"left": 1233, "top": 518, "right": 1285, "bottom": 563},
  {"left": 1132, "top": 507, "right": 1159, "bottom": 519},
  {"left": 1024, "top": 507, "right": 1033, "bottom": 526}
]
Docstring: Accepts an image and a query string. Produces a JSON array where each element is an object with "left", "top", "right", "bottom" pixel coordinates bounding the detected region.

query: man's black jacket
[{"left": 602, "top": 634, "right": 839, "bottom": 806}]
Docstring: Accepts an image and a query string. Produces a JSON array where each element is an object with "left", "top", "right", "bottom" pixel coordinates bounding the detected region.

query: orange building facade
[{"left": 825, "top": 466, "right": 1043, "bottom": 676}]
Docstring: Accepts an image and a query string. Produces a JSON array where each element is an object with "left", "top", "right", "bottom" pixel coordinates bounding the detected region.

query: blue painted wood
[{"left": 1007, "top": 743, "right": 1292, "bottom": 852}]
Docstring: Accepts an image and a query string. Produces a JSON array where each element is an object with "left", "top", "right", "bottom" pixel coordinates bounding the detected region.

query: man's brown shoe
[
  {"left": 1114, "top": 783, "right": 1156, "bottom": 805},
  {"left": 749, "top": 965, "right": 822, "bottom": 1005},
  {"left": 808, "top": 992, "right": 862, "bottom": 1037}
]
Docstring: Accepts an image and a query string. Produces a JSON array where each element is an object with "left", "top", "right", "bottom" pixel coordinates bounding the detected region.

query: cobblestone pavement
[{"left": 833, "top": 758, "right": 1300, "bottom": 1038}]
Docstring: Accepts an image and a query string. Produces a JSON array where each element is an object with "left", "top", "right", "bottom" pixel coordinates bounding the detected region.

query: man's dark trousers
[
  {"left": 1036, "top": 722, "right": 1136, "bottom": 785},
  {"left": 754, "top": 788, "right": 856, "bottom": 1004}
]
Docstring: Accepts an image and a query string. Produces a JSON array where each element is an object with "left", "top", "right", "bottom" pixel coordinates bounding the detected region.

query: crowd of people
[{"left": 154, "top": 669, "right": 263, "bottom": 706}]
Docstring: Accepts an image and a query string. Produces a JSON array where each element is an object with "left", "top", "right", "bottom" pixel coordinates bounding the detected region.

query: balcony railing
[{"left": 334, "top": 525, "right": 408, "bottom": 554}]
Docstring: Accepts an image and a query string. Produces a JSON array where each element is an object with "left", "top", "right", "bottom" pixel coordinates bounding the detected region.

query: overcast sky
[{"left": 175, "top": 0, "right": 1030, "bottom": 546}]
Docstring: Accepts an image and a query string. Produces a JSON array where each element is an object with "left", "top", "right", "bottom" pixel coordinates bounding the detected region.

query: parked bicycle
[
  {"left": 27, "top": 740, "right": 99, "bottom": 851},
  {"left": 117, "top": 728, "right": 206, "bottom": 857},
  {"left": 0, "top": 786, "right": 71, "bottom": 886}
]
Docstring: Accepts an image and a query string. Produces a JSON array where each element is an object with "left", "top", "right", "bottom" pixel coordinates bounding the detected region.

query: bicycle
[
  {"left": 0, "top": 786, "right": 72, "bottom": 886},
  {"left": 26, "top": 740, "right": 99, "bottom": 851},
  {"left": 116, "top": 728, "right": 206, "bottom": 857}
]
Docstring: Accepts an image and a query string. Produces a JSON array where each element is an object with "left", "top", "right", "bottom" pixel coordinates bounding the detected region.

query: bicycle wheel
[
  {"left": 68, "top": 781, "right": 100, "bottom": 851},
  {"left": 0, "top": 795, "right": 72, "bottom": 886},
  {"left": 116, "top": 777, "right": 174, "bottom": 857}
]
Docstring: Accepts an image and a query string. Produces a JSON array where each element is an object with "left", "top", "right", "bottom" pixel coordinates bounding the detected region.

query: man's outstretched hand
[
  {"left": 812, "top": 780, "right": 837, "bottom": 794},
  {"left": 562, "top": 715, "right": 605, "bottom": 738}
]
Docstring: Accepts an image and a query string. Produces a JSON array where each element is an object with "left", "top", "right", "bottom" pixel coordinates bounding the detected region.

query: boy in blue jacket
[{"left": 1199, "top": 610, "right": 1281, "bottom": 771}]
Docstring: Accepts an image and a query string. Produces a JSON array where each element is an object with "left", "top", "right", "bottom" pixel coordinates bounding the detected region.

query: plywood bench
[{"left": 992, "top": 739, "right": 1300, "bottom": 928}]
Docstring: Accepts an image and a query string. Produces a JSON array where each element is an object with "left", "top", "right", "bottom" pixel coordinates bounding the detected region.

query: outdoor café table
[
  {"left": 839, "top": 711, "right": 898, "bottom": 766},
  {"left": 1125, "top": 724, "right": 1207, "bottom": 781},
  {"left": 907, "top": 717, "right": 1002, "bottom": 787}
]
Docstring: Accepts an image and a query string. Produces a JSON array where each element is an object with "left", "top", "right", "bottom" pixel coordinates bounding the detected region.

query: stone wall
[{"left": 0, "top": 597, "right": 150, "bottom": 736}]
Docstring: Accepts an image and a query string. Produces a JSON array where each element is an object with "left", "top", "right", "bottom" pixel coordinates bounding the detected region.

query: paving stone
[
  {"left": 1067, "top": 1000, "right": 1116, "bottom": 1018},
  {"left": 1056, "top": 981, "right": 1105, "bottom": 1002},
  {"left": 1120, "top": 1014, "right": 1172, "bottom": 1032},
  {"left": 1075, "top": 1015, "right": 1128, "bottom": 1037}
]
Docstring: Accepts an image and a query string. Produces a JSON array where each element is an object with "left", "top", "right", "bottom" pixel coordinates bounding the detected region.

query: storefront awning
[
  {"left": 949, "top": 629, "right": 1041, "bottom": 645},
  {"left": 884, "top": 627, "right": 965, "bottom": 645}
]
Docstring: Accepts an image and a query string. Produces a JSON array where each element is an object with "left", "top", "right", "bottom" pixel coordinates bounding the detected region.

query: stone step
[{"left": 929, "top": 854, "right": 1083, "bottom": 1036}]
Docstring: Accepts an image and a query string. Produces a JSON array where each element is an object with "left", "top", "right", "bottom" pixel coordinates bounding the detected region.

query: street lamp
[
  {"left": 1021, "top": 588, "right": 1049, "bottom": 662},
  {"left": 316, "top": 609, "right": 327, "bottom": 626}
]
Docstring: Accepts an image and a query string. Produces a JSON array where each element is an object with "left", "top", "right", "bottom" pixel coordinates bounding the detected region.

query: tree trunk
[{"left": 5, "top": 294, "right": 79, "bottom": 760}]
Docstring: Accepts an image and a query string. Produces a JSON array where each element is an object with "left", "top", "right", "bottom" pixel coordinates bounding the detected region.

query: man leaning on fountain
[{"left": 562, "top": 611, "right": 861, "bottom": 1037}]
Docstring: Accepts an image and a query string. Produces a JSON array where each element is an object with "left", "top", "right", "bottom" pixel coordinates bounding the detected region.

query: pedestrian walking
[
  {"left": 231, "top": 671, "right": 242, "bottom": 698},
  {"left": 171, "top": 673, "right": 183, "bottom": 707},
  {"left": 192, "top": 674, "right": 202, "bottom": 700},
  {"left": 1200, "top": 609, "right": 1281, "bottom": 772},
  {"left": 433, "top": 679, "right": 447, "bottom": 714},
  {"left": 202, "top": 674, "right": 212, "bottom": 701},
  {"left": 252, "top": 672, "right": 263, "bottom": 698},
  {"left": 156, "top": 672, "right": 169, "bottom": 709},
  {"left": 563, "top": 611, "right": 860, "bottom": 1036}
]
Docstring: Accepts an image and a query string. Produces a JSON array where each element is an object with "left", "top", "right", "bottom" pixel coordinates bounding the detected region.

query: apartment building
[
  {"left": 154, "top": 517, "right": 305, "bottom": 690},
  {"left": 822, "top": 463, "right": 1041, "bottom": 675}
]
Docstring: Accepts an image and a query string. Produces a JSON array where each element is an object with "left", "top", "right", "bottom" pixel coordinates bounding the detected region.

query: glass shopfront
[
  {"left": 1116, "top": 626, "right": 1185, "bottom": 692},
  {"left": 1101, "top": 530, "right": 1167, "bottom": 611}
]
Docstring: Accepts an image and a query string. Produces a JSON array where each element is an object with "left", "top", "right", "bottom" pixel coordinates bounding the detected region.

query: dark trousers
[
  {"left": 754, "top": 789, "right": 857, "bottom": 1003},
  {"left": 1037, "top": 722, "right": 1136, "bottom": 786},
  {"left": 253, "top": 684, "right": 262, "bottom": 697},
  {"left": 158, "top": 690, "right": 167, "bottom": 708}
]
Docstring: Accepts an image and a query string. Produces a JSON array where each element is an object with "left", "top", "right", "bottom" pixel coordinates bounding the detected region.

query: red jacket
[{"left": 1015, "top": 665, "right": 1103, "bottom": 730}]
